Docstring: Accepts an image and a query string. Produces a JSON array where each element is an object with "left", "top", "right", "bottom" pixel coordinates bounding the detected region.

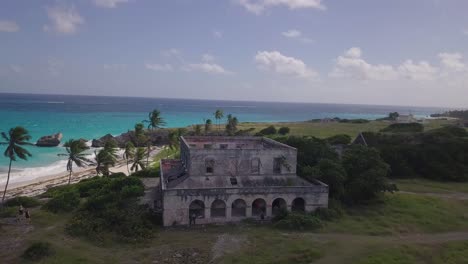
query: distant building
[
  {"left": 396, "top": 114, "right": 417, "bottom": 123},
  {"left": 157, "top": 136, "right": 329, "bottom": 226}
]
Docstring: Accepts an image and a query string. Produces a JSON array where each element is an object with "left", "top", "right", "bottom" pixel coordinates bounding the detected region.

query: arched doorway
[
  {"left": 231, "top": 199, "right": 247, "bottom": 217},
  {"left": 252, "top": 198, "right": 266, "bottom": 217},
  {"left": 211, "top": 199, "right": 226, "bottom": 217},
  {"left": 189, "top": 200, "right": 205, "bottom": 219},
  {"left": 292, "top": 197, "right": 305, "bottom": 212},
  {"left": 272, "top": 198, "right": 287, "bottom": 216}
]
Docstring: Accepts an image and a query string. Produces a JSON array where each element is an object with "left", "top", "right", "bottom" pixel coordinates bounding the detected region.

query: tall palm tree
[
  {"left": 193, "top": 124, "right": 202, "bottom": 136},
  {"left": 123, "top": 141, "right": 135, "bottom": 174},
  {"left": 226, "top": 114, "right": 239, "bottom": 135},
  {"left": 214, "top": 109, "right": 224, "bottom": 135},
  {"left": 142, "top": 109, "right": 166, "bottom": 131},
  {"left": 205, "top": 119, "right": 212, "bottom": 135},
  {"left": 58, "top": 139, "right": 91, "bottom": 184},
  {"left": 133, "top": 123, "right": 147, "bottom": 147},
  {"left": 0, "top": 127, "right": 32, "bottom": 204},
  {"left": 131, "top": 148, "right": 147, "bottom": 172}
]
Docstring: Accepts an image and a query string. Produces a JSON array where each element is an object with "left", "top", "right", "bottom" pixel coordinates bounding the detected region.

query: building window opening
[
  {"left": 251, "top": 158, "right": 260, "bottom": 174},
  {"left": 211, "top": 199, "right": 226, "bottom": 218},
  {"left": 205, "top": 159, "right": 214, "bottom": 174},
  {"left": 232, "top": 199, "right": 246, "bottom": 217},
  {"left": 273, "top": 158, "right": 282, "bottom": 174}
]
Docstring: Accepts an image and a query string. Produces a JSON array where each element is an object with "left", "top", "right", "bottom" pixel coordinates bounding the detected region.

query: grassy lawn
[
  {"left": 395, "top": 178, "right": 468, "bottom": 194},
  {"left": 354, "top": 241, "right": 468, "bottom": 264},
  {"left": 321, "top": 193, "right": 468, "bottom": 235},
  {"left": 237, "top": 119, "right": 455, "bottom": 139}
]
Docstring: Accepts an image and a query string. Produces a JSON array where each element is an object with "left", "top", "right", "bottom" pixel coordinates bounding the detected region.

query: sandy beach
[{"left": 1, "top": 146, "right": 163, "bottom": 200}]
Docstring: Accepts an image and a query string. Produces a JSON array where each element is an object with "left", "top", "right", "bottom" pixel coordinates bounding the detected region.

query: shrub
[
  {"left": 312, "top": 200, "right": 344, "bottom": 221},
  {"left": 22, "top": 241, "right": 54, "bottom": 261},
  {"left": 326, "top": 134, "right": 352, "bottom": 145},
  {"left": 131, "top": 167, "right": 159, "bottom": 178},
  {"left": 76, "top": 177, "right": 108, "bottom": 197},
  {"left": 256, "top": 125, "right": 277, "bottom": 136},
  {"left": 0, "top": 206, "right": 17, "bottom": 218},
  {"left": 381, "top": 123, "right": 424, "bottom": 133},
  {"left": 41, "top": 185, "right": 76, "bottom": 198},
  {"left": 5, "top": 196, "right": 41, "bottom": 208},
  {"left": 278, "top": 127, "right": 290, "bottom": 135},
  {"left": 43, "top": 189, "right": 80, "bottom": 213},
  {"left": 274, "top": 212, "right": 322, "bottom": 231}
]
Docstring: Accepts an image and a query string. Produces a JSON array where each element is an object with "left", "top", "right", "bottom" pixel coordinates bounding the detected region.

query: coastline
[{"left": 0, "top": 147, "right": 163, "bottom": 200}]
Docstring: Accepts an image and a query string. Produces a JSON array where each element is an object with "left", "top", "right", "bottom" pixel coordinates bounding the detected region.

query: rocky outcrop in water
[{"left": 36, "top": 133, "right": 63, "bottom": 147}]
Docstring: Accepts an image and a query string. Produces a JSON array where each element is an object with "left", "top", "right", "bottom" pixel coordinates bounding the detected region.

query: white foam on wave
[{"left": 0, "top": 151, "right": 98, "bottom": 187}]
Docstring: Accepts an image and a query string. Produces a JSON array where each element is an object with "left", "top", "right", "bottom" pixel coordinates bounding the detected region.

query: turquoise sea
[{"left": 0, "top": 93, "right": 448, "bottom": 184}]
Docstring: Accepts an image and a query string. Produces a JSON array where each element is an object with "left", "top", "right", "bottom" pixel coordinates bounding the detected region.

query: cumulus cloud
[
  {"left": 93, "top": 0, "right": 129, "bottom": 8},
  {"left": 44, "top": 5, "right": 84, "bottom": 34},
  {"left": 331, "top": 47, "right": 444, "bottom": 81},
  {"left": 330, "top": 47, "right": 399, "bottom": 80},
  {"left": 398, "top": 60, "right": 438, "bottom": 81},
  {"left": 145, "top": 63, "right": 173, "bottom": 72},
  {"left": 236, "top": 0, "right": 326, "bottom": 15},
  {"left": 255, "top": 51, "right": 318, "bottom": 79},
  {"left": 438, "top": 53, "right": 466, "bottom": 72},
  {"left": 202, "top": 54, "right": 215, "bottom": 62},
  {"left": 0, "top": 20, "right": 19, "bottom": 32}
]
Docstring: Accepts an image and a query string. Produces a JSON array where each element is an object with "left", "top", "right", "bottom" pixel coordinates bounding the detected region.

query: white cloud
[
  {"left": 255, "top": 50, "right": 318, "bottom": 79},
  {"left": 184, "top": 63, "right": 232, "bottom": 75},
  {"left": 282, "top": 29, "right": 301, "bottom": 38},
  {"left": 44, "top": 6, "right": 84, "bottom": 35},
  {"left": 398, "top": 60, "right": 438, "bottom": 81},
  {"left": 462, "top": 29, "right": 468, "bottom": 36},
  {"left": 0, "top": 20, "right": 19, "bottom": 32},
  {"left": 202, "top": 54, "right": 215, "bottom": 62},
  {"left": 438, "top": 52, "right": 466, "bottom": 72},
  {"left": 237, "top": 0, "right": 326, "bottom": 15},
  {"left": 282, "top": 29, "right": 313, "bottom": 43},
  {"left": 145, "top": 63, "right": 173, "bottom": 72},
  {"left": 93, "top": 0, "right": 129, "bottom": 8},
  {"left": 330, "top": 47, "right": 399, "bottom": 80},
  {"left": 213, "top": 30, "right": 223, "bottom": 39}
]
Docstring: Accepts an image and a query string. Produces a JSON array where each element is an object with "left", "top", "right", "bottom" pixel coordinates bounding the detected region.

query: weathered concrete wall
[
  {"left": 186, "top": 148, "right": 297, "bottom": 177},
  {"left": 162, "top": 185, "right": 328, "bottom": 226}
]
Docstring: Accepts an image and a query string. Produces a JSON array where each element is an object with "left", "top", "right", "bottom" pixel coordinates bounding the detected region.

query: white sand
[{"left": 1, "top": 146, "right": 163, "bottom": 200}]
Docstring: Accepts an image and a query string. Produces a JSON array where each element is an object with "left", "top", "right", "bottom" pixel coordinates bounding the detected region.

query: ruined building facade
[{"left": 158, "top": 136, "right": 328, "bottom": 226}]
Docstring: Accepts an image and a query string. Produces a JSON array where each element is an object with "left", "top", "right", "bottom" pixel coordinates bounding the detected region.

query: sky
[{"left": 1, "top": 0, "right": 468, "bottom": 107}]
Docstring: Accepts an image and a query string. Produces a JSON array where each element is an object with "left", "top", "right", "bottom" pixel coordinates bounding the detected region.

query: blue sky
[{"left": 1, "top": 0, "right": 468, "bottom": 107}]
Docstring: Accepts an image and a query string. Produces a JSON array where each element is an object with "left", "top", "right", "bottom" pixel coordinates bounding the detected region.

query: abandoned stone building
[{"left": 158, "top": 136, "right": 329, "bottom": 226}]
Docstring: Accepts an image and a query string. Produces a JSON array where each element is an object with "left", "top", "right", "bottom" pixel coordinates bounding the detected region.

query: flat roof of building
[{"left": 181, "top": 136, "right": 296, "bottom": 150}]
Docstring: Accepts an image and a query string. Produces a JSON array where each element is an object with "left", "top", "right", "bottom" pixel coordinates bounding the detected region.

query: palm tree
[
  {"left": 58, "top": 139, "right": 91, "bottom": 184},
  {"left": 94, "top": 140, "right": 117, "bottom": 176},
  {"left": 0, "top": 127, "right": 32, "bottom": 204},
  {"left": 205, "top": 119, "right": 212, "bottom": 135},
  {"left": 193, "top": 124, "right": 202, "bottom": 136},
  {"left": 226, "top": 114, "right": 239, "bottom": 135},
  {"left": 123, "top": 141, "right": 135, "bottom": 174},
  {"left": 133, "top": 123, "right": 147, "bottom": 147},
  {"left": 214, "top": 109, "right": 224, "bottom": 135},
  {"left": 131, "top": 147, "right": 147, "bottom": 172},
  {"left": 142, "top": 109, "right": 166, "bottom": 131}
]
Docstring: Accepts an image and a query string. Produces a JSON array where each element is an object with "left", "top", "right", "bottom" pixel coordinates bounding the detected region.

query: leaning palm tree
[
  {"left": 123, "top": 141, "right": 135, "bottom": 174},
  {"left": 142, "top": 109, "right": 166, "bottom": 131},
  {"left": 131, "top": 147, "right": 147, "bottom": 172},
  {"left": 214, "top": 109, "right": 224, "bottom": 135},
  {"left": 58, "top": 139, "right": 91, "bottom": 184},
  {"left": 95, "top": 140, "right": 118, "bottom": 176},
  {"left": 0, "top": 127, "right": 32, "bottom": 204}
]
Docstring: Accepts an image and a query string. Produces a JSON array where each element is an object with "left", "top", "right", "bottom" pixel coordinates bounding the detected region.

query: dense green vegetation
[
  {"left": 363, "top": 126, "right": 468, "bottom": 181},
  {"left": 380, "top": 122, "right": 424, "bottom": 133},
  {"left": 431, "top": 109, "right": 468, "bottom": 119}
]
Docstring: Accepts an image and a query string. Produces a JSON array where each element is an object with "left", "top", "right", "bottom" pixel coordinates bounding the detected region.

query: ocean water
[{"left": 0, "top": 93, "right": 447, "bottom": 184}]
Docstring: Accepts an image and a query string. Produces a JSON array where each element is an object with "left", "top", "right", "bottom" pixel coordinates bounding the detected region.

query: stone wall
[{"left": 161, "top": 185, "right": 328, "bottom": 226}]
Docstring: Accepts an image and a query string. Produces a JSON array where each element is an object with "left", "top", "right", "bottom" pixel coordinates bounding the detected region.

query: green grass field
[
  {"left": 395, "top": 178, "right": 468, "bottom": 194},
  {"left": 237, "top": 119, "right": 455, "bottom": 139},
  {"left": 2, "top": 191, "right": 468, "bottom": 263}
]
